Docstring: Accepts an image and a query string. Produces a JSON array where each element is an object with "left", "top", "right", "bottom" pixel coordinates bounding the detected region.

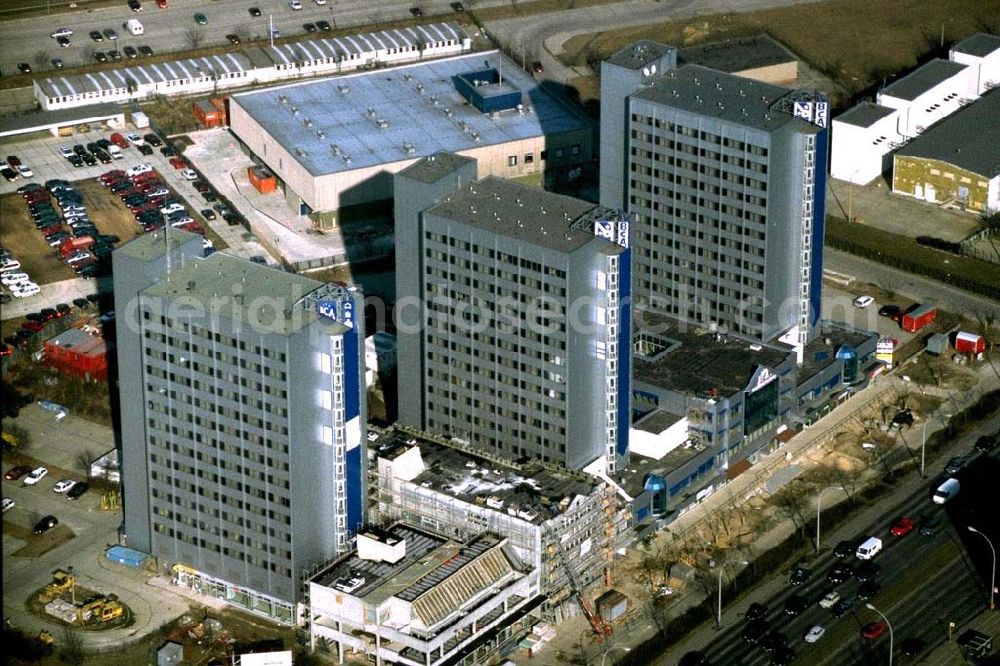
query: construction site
[
  {"left": 31, "top": 569, "right": 129, "bottom": 630},
  {"left": 301, "top": 426, "right": 634, "bottom": 665}
]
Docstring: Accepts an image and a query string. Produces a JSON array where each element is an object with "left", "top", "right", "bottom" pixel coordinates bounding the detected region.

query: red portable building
[
  {"left": 248, "top": 166, "right": 277, "bottom": 194},
  {"left": 44, "top": 328, "right": 108, "bottom": 381},
  {"left": 193, "top": 100, "right": 223, "bottom": 128},
  {"left": 900, "top": 304, "right": 937, "bottom": 333},
  {"left": 954, "top": 331, "right": 985, "bottom": 354}
]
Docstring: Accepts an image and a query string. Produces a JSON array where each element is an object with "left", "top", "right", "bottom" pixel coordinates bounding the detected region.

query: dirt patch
[
  {"left": 0, "top": 193, "right": 77, "bottom": 285},
  {"left": 560, "top": 0, "right": 1000, "bottom": 105},
  {"left": 899, "top": 354, "right": 982, "bottom": 392},
  {"left": 12, "top": 524, "right": 75, "bottom": 558}
]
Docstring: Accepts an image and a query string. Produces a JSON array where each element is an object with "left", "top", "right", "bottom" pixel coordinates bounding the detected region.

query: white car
[
  {"left": 314, "top": 0, "right": 326, "bottom": 4},
  {"left": 59, "top": 146, "right": 74, "bottom": 158},
  {"left": 160, "top": 203, "right": 185, "bottom": 215},
  {"left": 146, "top": 187, "right": 169, "bottom": 197},
  {"left": 202, "top": 238, "right": 214, "bottom": 249},
  {"left": 818, "top": 591, "right": 840, "bottom": 609},
  {"left": 65, "top": 251, "right": 92, "bottom": 265},
  {"left": 126, "top": 163, "right": 152, "bottom": 177},
  {"left": 53, "top": 480, "right": 77, "bottom": 494},
  {"left": 11, "top": 282, "right": 40, "bottom": 298},
  {"left": 23, "top": 467, "right": 49, "bottom": 485},
  {"left": 170, "top": 217, "right": 195, "bottom": 227},
  {"left": 51, "top": 27, "right": 73, "bottom": 38},
  {"left": 1, "top": 497, "right": 13, "bottom": 513},
  {"left": 180, "top": 168, "right": 198, "bottom": 180},
  {"left": 853, "top": 295, "right": 874, "bottom": 308},
  {"left": 1, "top": 259, "right": 23, "bottom": 272},
  {"left": 1, "top": 271, "right": 30, "bottom": 286},
  {"left": 289, "top": 0, "right": 303, "bottom": 9},
  {"left": 125, "top": 132, "right": 145, "bottom": 146},
  {"left": 804, "top": 625, "right": 826, "bottom": 643},
  {"left": 16, "top": 164, "right": 34, "bottom": 178}
]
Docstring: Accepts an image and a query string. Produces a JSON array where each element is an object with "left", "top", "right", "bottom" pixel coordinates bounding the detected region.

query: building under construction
[{"left": 368, "top": 426, "right": 632, "bottom": 627}]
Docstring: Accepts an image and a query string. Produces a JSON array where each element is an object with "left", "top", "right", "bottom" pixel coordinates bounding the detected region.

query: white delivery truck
[
  {"left": 855, "top": 537, "right": 883, "bottom": 560},
  {"left": 933, "top": 478, "right": 960, "bottom": 504},
  {"left": 107, "top": 145, "right": 123, "bottom": 160},
  {"left": 124, "top": 19, "right": 144, "bottom": 36}
]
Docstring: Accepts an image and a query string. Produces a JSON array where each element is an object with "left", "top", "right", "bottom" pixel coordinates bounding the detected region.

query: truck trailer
[
  {"left": 901, "top": 304, "right": 937, "bottom": 333},
  {"left": 954, "top": 331, "right": 985, "bottom": 354}
]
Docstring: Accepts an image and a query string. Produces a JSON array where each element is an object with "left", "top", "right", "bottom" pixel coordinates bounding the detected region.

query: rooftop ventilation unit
[
  {"left": 429, "top": 95, "right": 439, "bottom": 106},
  {"left": 490, "top": 111, "right": 499, "bottom": 119},
  {"left": 516, "top": 104, "right": 524, "bottom": 114},
  {"left": 377, "top": 119, "right": 389, "bottom": 129},
  {"left": 303, "top": 118, "right": 312, "bottom": 127},
  {"left": 291, "top": 106, "right": 299, "bottom": 115},
  {"left": 404, "top": 74, "right": 413, "bottom": 82},
  {"left": 330, "top": 143, "right": 342, "bottom": 155},
  {"left": 416, "top": 83, "right": 425, "bottom": 93},
  {"left": 295, "top": 147, "right": 307, "bottom": 157},
  {"left": 278, "top": 95, "right": 288, "bottom": 104},
  {"left": 471, "top": 131, "right": 481, "bottom": 141},
  {"left": 444, "top": 107, "right": 453, "bottom": 116},
  {"left": 338, "top": 85, "right": 350, "bottom": 94},
  {"left": 341, "top": 155, "right": 351, "bottom": 164},
  {"left": 316, "top": 130, "right": 325, "bottom": 139},
  {"left": 402, "top": 142, "right": 416, "bottom": 155},
  {"left": 457, "top": 120, "right": 467, "bottom": 132}
]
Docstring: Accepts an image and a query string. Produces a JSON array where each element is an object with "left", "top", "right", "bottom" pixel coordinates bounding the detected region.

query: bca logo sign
[{"left": 317, "top": 299, "right": 355, "bottom": 328}]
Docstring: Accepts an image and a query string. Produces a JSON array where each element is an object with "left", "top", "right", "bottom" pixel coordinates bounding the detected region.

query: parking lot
[{"left": 2, "top": 402, "right": 196, "bottom": 652}]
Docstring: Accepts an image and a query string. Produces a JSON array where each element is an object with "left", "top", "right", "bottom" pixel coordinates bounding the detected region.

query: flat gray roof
[
  {"left": 399, "top": 151, "right": 476, "bottom": 185},
  {"left": 373, "top": 428, "right": 601, "bottom": 524},
  {"left": 606, "top": 40, "right": 675, "bottom": 70},
  {"left": 0, "top": 103, "right": 123, "bottom": 137},
  {"left": 895, "top": 89, "right": 1000, "bottom": 176},
  {"left": 678, "top": 35, "right": 796, "bottom": 74},
  {"left": 881, "top": 59, "right": 968, "bottom": 101},
  {"left": 835, "top": 102, "right": 897, "bottom": 128},
  {"left": 35, "top": 23, "right": 466, "bottom": 99},
  {"left": 141, "top": 252, "right": 339, "bottom": 336},
  {"left": 232, "top": 50, "right": 589, "bottom": 177},
  {"left": 799, "top": 322, "right": 877, "bottom": 380},
  {"left": 952, "top": 33, "right": 1000, "bottom": 58},
  {"left": 633, "top": 310, "right": 792, "bottom": 397},
  {"left": 116, "top": 227, "right": 201, "bottom": 262},
  {"left": 427, "top": 176, "right": 622, "bottom": 254},
  {"left": 634, "top": 64, "right": 800, "bottom": 132}
]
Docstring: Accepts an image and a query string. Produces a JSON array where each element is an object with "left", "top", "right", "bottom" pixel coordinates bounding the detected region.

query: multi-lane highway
[{"left": 698, "top": 446, "right": 1000, "bottom": 666}]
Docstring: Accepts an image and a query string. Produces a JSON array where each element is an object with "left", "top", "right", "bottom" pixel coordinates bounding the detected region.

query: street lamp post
[
  {"left": 600, "top": 645, "right": 631, "bottom": 666},
  {"left": 716, "top": 560, "right": 749, "bottom": 628},
  {"left": 865, "top": 603, "right": 894, "bottom": 666},
  {"left": 968, "top": 526, "right": 996, "bottom": 610},
  {"left": 816, "top": 485, "right": 847, "bottom": 552},
  {"left": 920, "top": 419, "right": 927, "bottom": 478}
]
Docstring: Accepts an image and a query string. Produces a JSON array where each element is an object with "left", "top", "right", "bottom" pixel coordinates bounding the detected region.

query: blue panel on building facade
[
  {"left": 346, "top": 444, "right": 363, "bottom": 534},
  {"left": 809, "top": 127, "right": 828, "bottom": 329},
  {"left": 341, "top": 325, "right": 360, "bottom": 421},
  {"left": 617, "top": 247, "right": 632, "bottom": 457}
]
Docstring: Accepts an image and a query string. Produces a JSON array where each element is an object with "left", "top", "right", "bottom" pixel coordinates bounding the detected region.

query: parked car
[
  {"left": 33, "top": 515, "right": 59, "bottom": 533},
  {"left": 944, "top": 456, "right": 966, "bottom": 475},
  {"left": 975, "top": 434, "right": 999, "bottom": 452},
  {"left": 784, "top": 594, "right": 808, "bottom": 616},
  {"left": 23, "top": 466, "right": 49, "bottom": 485},
  {"left": 4, "top": 465, "right": 32, "bottom": 480},
  {"left": 180, "top": 168, "right": 198, "bottom": 180},
  {"left": 855, "top": 561, "right": 880, "bottom": 583},
  {"left": 818, "top": 591, "right": 840, "bottom": 609},
  {"left": 53, "top": 479, "right": 76, "bottom": 494},
  {"left": 857, "top": 579, "right": 881, "bottom": 601},
  {"left": 1, "top": 497, "right": 14, "bottom": 513},
  {"left": 67, "top": 482, "right": 90, "bottom": 499},
  {"left": 744, "top": 602, "right": 767, "bottom": 621},
  {"left": 741, "top": 619, "right": 769, "bottom": 644}
]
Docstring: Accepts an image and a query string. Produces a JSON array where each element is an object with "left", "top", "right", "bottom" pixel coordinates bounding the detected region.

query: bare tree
[
  {"left": 59, "top": 626, "right": 84, "bottom": 665},
  {"left": 75, "top": 449, "right": 97, "bottom": 476},
  {"left": 770, "top": 481, "right": 812, "bottom": 539},
  {"left": 35, "top": 50, "right": 49, "bottom": 69}
]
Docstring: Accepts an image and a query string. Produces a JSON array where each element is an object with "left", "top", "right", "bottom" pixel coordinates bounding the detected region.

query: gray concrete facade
[
  {"left": 601, "top": 45, "right": 829, "bottom": 346},
  {"left": 113, "top": 230, "right": 368, "bottom": 614},
  {"left": 394, "top": 167, "right": 630, "bottom": 471}
]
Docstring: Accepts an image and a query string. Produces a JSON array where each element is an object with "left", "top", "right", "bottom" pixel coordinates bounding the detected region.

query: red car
[
  {"left": 890, "top": 516, "right": 915, "bottom": 536},
  {"left": 21, "top": 321, "right": 46, "bottom": 333},
  {"left": 169, "top": 156, "right": 186, "bottom": 169},
  {"left": 109, "top": 133, "right": 129, "bottom": 149},
  {"left": 861, "top": 622, "right": 887, "bottom": 640},
  {"left": 4, "top": 465, "right": 32, "bottom": 480}
]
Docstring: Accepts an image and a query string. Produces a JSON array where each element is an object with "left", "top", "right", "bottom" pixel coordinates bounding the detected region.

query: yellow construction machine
[{"left": 40, "top": 570, "right": 75, "bottom": 601}]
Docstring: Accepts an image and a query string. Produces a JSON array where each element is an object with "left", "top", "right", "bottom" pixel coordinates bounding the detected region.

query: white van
[
  {"left": 933, "top": 478, "right": 960, "bottom": 505},
  {"left": 124, "top": 19, "right": 144, "bottom": 36},
  {"left": 855, "top": 536, "right": 883, "bottom": 560},
  {"left": 107, "top": 145, "right": 123, "bottom": 160}
]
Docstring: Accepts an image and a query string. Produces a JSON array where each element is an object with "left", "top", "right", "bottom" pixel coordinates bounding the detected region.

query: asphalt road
[
  {"left": 0, "top": 0, "right": 479, "bottom": 75},
  {"left": 824, "top": 248, "right": 1000, "bottom": 320},
  {"left": 697, "top": 440, "right": 1000, "bottom": 666}
]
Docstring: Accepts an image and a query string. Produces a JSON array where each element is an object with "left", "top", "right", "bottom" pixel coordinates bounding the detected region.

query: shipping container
[
  {"left": 954, "top": 331, "right": 985, "bottom": 354},
  {"left": 106, "top": 545, "right": 149, "bottom": 569},
  {"left": 60, "top": 235, "right": 94, "bottom": 257},
  {"left": 901, "top": 304, "right": 936, "bottom": 333},
  {"left": 130, "top": 111, "right": 150, "bottom": 129},
  {"left": 925, "top": 333, "right": 949, "bottom": 356},
  {"left": 248, "top": 166, "right": 277, "bottom": 194}
]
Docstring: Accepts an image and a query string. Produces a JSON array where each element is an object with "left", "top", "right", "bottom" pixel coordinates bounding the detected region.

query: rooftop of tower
[{"left": 633, "top": 64, "right": 806, "bottom": 132}]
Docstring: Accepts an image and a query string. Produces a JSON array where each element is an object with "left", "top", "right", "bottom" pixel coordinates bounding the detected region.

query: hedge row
[{"left": 825, "top": 217, "right": 1000, "bottom": 300}]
